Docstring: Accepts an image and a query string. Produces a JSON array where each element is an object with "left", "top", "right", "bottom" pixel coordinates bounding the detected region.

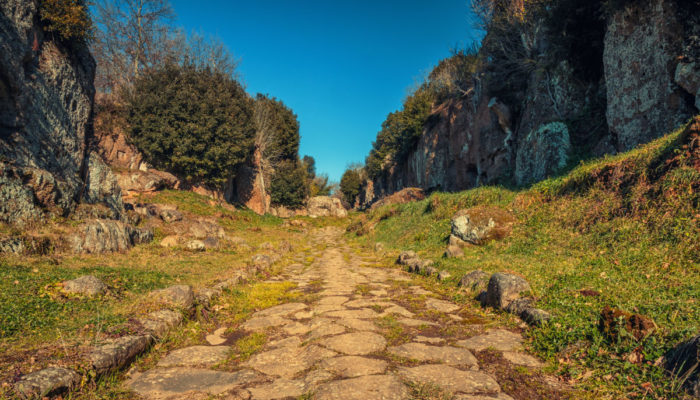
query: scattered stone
[
  {"left": 424, "top": 266, "right": 437, "bottom": 276},
  {"left": 152, "top": 285, "right": 195, "bottom": 311},
  {"left": 665, "top": 334, "right": 700, "bottom": 397},
  {"left": 398, "top": 364, "right": 501, "bottom": 395},
  {"left": 159, "top": 208, "right": 183, "bottom": 223},
  {"left": 484, "top": 273, "right": 531, "bottom": 309},
  {"left": 319, "top": 332, "right": 387, "bottom": 355},
  {"left": 437, "top": 270, "right": 451, "bottom": 281},
  {"left": 251, "top": 254, "right": 272, "bottom": 268},
  {"left": 129, "top": 368, "right": 263, "bottom": 398},
  {"left": 314, "top": 374, "right": 409, "bottom": 400},
  {"left": 520, "top": 307, "right": 551, "bottom": 326},
  {"left": 320, "top": 355, "right": 388, "bottom": 378},
  {"left": 195, "top": 288, "right": 221, "bottom": 308},
  {"left": 457, "top": 330, "right": 523, "bottom": 352},
  {"left": 397, "top": 251, "right": 418, "bottom": 265},
  {"left": 206, "top": 327, "right": 228, "bottom": 346},
  {"left": 138, "top": 310, "right": 182, "bottom": 338},
  {"left": 459, "top": 270, "right": 489, "bottom": 291},
  {"left": 388, "top": 343, "right": 478, "bottom": 367},
  {"left": 62, "top": 275, "right": 106, "bottom": 296},
  {"left": 91, "top": 335, "right": 152, "bottom": 374},
  {"left": 157, "top": 346, "right": 230, "bottom": 367},
  {"left": 374, "top": 242, "right": 385, "bottom": 252},
  {"left": 202, "top": 237, "right": 219, "bottom": 249},
  {"left": 502, "top": 352, "right": 543, "bottom": 368},
  {"left": 426, "top": 298, "right": 460, "bottom": 313},
  {"left": 185, "top": 240, "right": 206, "bottom": 251},
  {"left": 451, "top": 207, "right": 515, "bottom": 245},
  {"left": 160, "top": 235, "right": 180, "bottom": 248},
  {"left": 14, "top": 367, "right": 80, "bottom": 399},
  {"left": 444, "top": 244, "right": 464, "bottom": 258},
  {"left": 189, "top": 221, "right": 225, "bottom": 239}
]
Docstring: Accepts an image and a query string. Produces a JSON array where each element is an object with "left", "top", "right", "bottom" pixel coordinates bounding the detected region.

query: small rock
[
  {"left": 189, "top": 220, "right": 225, "bottom": 239},
  {"left": 251, "top": 254, "right": 272, "bottom": 268},
  {"left": 374, "top": 242, "right": 385, "bottom": 252},
  {"left": 186, "top": 240, "right": 206, "bottom": 251},
  {"left": 202, "top": 237, "right": 219, "bottom": 249},
  {"left": 137, "top": 310, "right": 182, "bottom": 338},
  {"left": 259, "top": 242, "right": 274, "bottom": 250},
  {"left": 423, "top": 266, "right": 437, "bottom": 277},
  {"left": 437, "top": 270, "right": 451, "bottom": 281},
  {"left": 160, "top": 235, "right": 180, "bottom": 248},
  {"left": 520, "top": 307, "right": 551, "bottom": 326},
  {"left": 458, "top": 270, "right": 489, "bottom": 291},
  {"left": 444, "top": 244, "right": 464, "bottom": 258},
  {"left": 152, "top": 285, "right": 195, "bottom": 311},
  {"left": 484, "top": 273, "right": 531, "bottom": 309},
  {"left": 196, "top": 288, "right": 221, "bottom": 308},
  {"left": 159, "top": 209, "right": 183, "bottom": 223},
  {"left": 63, "top": 275, "right": 106, "bottom": 296},
  {"left": 448, "top": 234, "right": 468, "bottom": 247},
  {"left": 397, "top": 251, "right": 418, "bottom": 265},
  {"left": 279, "top": 241, "right": 293, "bottom": 252},
  {"left": 206, "top": 327, "right": 228, "bottom": 346},
  {"left": 14, "top": 367, "right": 81, "bottom": 399}
]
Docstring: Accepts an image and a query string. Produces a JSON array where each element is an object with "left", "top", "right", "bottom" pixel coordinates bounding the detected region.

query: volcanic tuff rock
[{"left": 0, "top": 0, "right": 124, "bottom": 225}]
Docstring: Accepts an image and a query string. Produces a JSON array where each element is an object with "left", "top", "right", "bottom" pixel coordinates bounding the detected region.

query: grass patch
[{"left": 351, "top": 118, "right": 700, "bottom": 398}]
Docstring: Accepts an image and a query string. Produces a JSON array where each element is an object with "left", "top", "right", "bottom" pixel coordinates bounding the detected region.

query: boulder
[
  {"left": 307, "top": 196, "right": 348, "bottom": 218},
  {"left": 202, "top": 237, "right": 219, "bottom": 249},
  {"left": 137, "top": 310, "right": 183, "bottom": 338},
  {"left": 675, "top": 62, "right": 700, "bottom": 110},
  {"left": 90, "top": 335, "right": 152, "bottom": 375},
  {"left": 186, "top": 240, "right": 206, "bottom": 251},
  {"left": 437, "top": 270, "right": 451, "bottom": 281},
  {"left": 369, "top": 187, "right": 425, "bottom": 211},
  {"left": 159, "top": 208, "right": 183, "bottom": 223},
  {"left": 14, "top": 367, "right": 80, "bottom": 399},
  {"left": 665, "top": 334, "right": 700, "bottom": 397},
  {"left": 68, "top": 220, "right": 153, "bottom": 253},
  {"left": 189, "top": 220, "right": 225, "bottom": 239},
  {"left": 63, "top": 275, "right": 107, "bottom": 297},
  {"left": 151, "top": 285, "right": 195, "bottom": 311},
  {"left": 397, "top": 251, "right": 418, "bottom": 265},
  {"left": 451, "top": 207, "right": 515, "bottom": 245},
  {"left": 484, "top": 273, "right": 531, "bottom": 309},
  {"left": 444, "top": 245, "right": 464, "bottom": 258},
  {"left": 459, "top": 270, "right": 489, "bottom": 291}
]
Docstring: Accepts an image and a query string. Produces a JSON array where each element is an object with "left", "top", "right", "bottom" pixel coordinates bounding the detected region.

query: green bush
[
  {"left": 269, "top": 159, "right": 309, "bottom": 208},
  {"left": 39, "top": 0, "right": 93, "bottom": 42},
  {"left": 125, "top": 63, "right": 255, "bottom": 189},
  {"left": 254, "top": 94, "right": 300, "bottom": 160},
  {"left": 340, "top": 168, "right": 362, "bottom": 204}
]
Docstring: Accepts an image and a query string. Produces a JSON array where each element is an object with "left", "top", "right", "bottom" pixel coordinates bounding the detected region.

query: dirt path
[{"left": 126, "top": 227, "right": 562, "bottom": 400}]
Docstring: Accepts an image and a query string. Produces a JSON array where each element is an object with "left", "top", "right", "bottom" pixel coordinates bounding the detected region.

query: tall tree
[{"left": 92, "top": 0, "right": 178, "bottom": 93}]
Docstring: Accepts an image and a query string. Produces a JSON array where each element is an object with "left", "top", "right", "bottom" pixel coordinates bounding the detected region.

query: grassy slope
[
  {"left": 351, "top": 118, "right": 700, "bottom": 399},
  {"left": 0, "top": 190, "right": 326, "bottom": 388}
]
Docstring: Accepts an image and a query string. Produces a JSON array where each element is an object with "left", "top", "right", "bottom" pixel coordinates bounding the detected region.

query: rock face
[
  {"left": 227, "top": 147, "right": 270, "bottom": 215},
  {"left": 365, "top": 0, "right": 699, "bottom": 205},
  {"left": 0, "top": 1, "right": 123, "bottom": 225},
  {"left": 604, "top": 0, "right": 695, "bottom": 152},
  {"left": 307, "top": 196, "right": 348, "bottom": 218},
  {"left": 68, "top": 220, "right": 153, "bottom": 253},
  {"left": 665, "top": 334, "right": 700, "bottom": 397}
]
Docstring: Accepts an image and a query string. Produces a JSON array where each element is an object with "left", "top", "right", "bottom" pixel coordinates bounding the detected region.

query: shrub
[
  {"left": 39, "top": 0, "right": 93, "bottom": 42},
  {"left": 269, "top": 159, "right": 309, "bottom": 208},
  {"left": 340, "top": 168, "right": 362, "bottom": 204},
  {"left": 125, "top": 63, "right": 255, "bottom": 189}
]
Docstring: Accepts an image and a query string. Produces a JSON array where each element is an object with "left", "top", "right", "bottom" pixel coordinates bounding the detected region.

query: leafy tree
[
  {"left": 302, "top": 155, "right": 316, "bottom": 177},
  {"left": 340, "top": 168, "right": 362, "bottom": 205},
  {"left": 39, "top": 0, "right": 93, "bottom": 42},
  {"left": 269, "top": 159, "right": 309, "bottom": 208},
  {"left": 124, "top": 63, "right": 255, "bottom": 189}
]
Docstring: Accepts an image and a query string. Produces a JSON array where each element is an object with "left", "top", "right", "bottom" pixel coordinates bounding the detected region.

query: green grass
[{"left": 351, "top": 119, "right": 700, "bottom": 399}]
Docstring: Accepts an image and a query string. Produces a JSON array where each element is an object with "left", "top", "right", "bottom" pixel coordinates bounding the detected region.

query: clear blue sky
[{"left": 170, "top": 0, "right": 481, "bottom": 181}]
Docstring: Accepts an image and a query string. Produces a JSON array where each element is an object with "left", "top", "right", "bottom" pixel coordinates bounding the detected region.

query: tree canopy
[{"left": 125, "top": 63, "right": 255, "bottom": 189}]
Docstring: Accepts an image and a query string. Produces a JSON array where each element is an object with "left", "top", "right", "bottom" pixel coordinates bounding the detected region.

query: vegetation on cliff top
[{"left": 350, "top": 117, "right": 700, "bottom": 398}]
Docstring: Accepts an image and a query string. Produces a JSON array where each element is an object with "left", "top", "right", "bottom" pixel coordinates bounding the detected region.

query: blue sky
[{"left": 170, "top": 0, "right": 481, "bottom": 181}]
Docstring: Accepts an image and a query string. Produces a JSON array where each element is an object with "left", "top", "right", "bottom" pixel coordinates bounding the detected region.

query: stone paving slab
[
  {"left": 457, "top": 330, "right": 523, "bottom": 352},
  {"left": 157, "top": 346, "right": 230, "bottom": 367},
  {"left": 245, "top": 344, "right": 336, "bottom": 378},
  {"left": 314, "top": 374, "right": 410, "bottom": 400},
  {"left": 318, "top": 332, "right": 387, "bottom": 355},
  {"left": 388, "top": 342, "right": 478, "bottom": 366},
  {"left": 320, "top": 355, "right": 388, "bottom": 377},
  {"left": 129, "top": 368, "right": 263, "bottom": 399},
  {"left": 398, "top": 364, "right": 501, "bottom": 395}
]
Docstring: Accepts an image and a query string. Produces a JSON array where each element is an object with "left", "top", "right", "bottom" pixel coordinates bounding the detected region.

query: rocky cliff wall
[
  {"left": 0, "top": 0, "right": 122, "bottom": 225},
  {"left": 368, "top": 0, "right": 698, "bottom": 203}
]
